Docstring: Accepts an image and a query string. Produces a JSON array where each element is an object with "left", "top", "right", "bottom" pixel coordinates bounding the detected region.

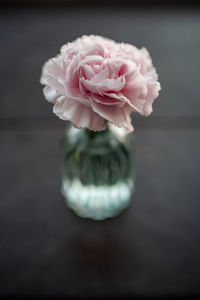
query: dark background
[{"left": 0, "top": 1, "right": 200, "bottom": 299}]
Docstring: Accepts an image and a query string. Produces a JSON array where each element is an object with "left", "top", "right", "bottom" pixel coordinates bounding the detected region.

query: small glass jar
[{"left": 61, "top": 123, "right": 135, "bottom": 220}]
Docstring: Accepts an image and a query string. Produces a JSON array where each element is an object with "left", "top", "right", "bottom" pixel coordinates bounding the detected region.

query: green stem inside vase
[{"left": 86, "top": 122, "right": 109, "bottom": 140}]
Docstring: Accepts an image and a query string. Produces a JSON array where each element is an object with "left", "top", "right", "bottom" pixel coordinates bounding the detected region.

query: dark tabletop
[{"left": 1, "top": 4, "right": 200, "bottom": 299}]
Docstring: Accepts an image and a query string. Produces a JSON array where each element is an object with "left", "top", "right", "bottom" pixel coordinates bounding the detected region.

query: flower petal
[
  {"left": 53, "top": 97, "right": 105, "bottom": 131},
  {"left": 101, "top": 92, "right": 142, "bottom": 113},
  {"left": 90, "top": 100, "right": 133, "bottom": 133},
  {"left": 43, "top": 86, "right": 58, "bottom": 104},
  {"left": 143, "top": 81, "right": 161, "bottom": 116}
]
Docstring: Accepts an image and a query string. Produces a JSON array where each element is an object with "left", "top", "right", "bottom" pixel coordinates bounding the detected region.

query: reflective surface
[{"left": 61, "top": 125, "right": 134, "bottom": 220}]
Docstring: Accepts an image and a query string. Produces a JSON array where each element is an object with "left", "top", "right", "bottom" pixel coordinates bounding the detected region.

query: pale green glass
[{"left": 61, "top": 124, "right": 135, "bottom": 220}]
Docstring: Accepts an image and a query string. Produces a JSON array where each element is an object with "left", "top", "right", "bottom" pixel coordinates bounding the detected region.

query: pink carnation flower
[{"left": 40, "top": 35, "right": 161, "bottom": 132}]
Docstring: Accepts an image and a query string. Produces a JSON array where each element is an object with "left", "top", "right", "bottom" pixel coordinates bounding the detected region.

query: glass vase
[{"left": 61, "top": 123, "right": 135, "bottom": 220}]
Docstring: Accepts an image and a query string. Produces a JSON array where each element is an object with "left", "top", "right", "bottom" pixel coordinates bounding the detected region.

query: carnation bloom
[{"left": 40, "top": 35, "right": 161, "bottom": 132}]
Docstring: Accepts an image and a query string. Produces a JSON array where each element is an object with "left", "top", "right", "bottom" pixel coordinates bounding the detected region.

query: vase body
[{"left": 61, "top": 124, "right": 135, "bottom": 220}]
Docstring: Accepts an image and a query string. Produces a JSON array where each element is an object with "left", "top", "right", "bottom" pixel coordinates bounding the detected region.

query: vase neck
[{"left": 86, "top": 123, "right": 110, "bottom": 140}]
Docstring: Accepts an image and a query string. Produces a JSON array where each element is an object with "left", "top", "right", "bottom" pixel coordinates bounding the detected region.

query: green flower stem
[{"left": 86, "top": 121, "right": 109, "bottom": 140}]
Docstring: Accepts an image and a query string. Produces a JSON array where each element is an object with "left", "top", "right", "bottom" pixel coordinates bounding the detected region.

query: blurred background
[{"left": 1, "top": 0, "right": 200, "bottom": 299}]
